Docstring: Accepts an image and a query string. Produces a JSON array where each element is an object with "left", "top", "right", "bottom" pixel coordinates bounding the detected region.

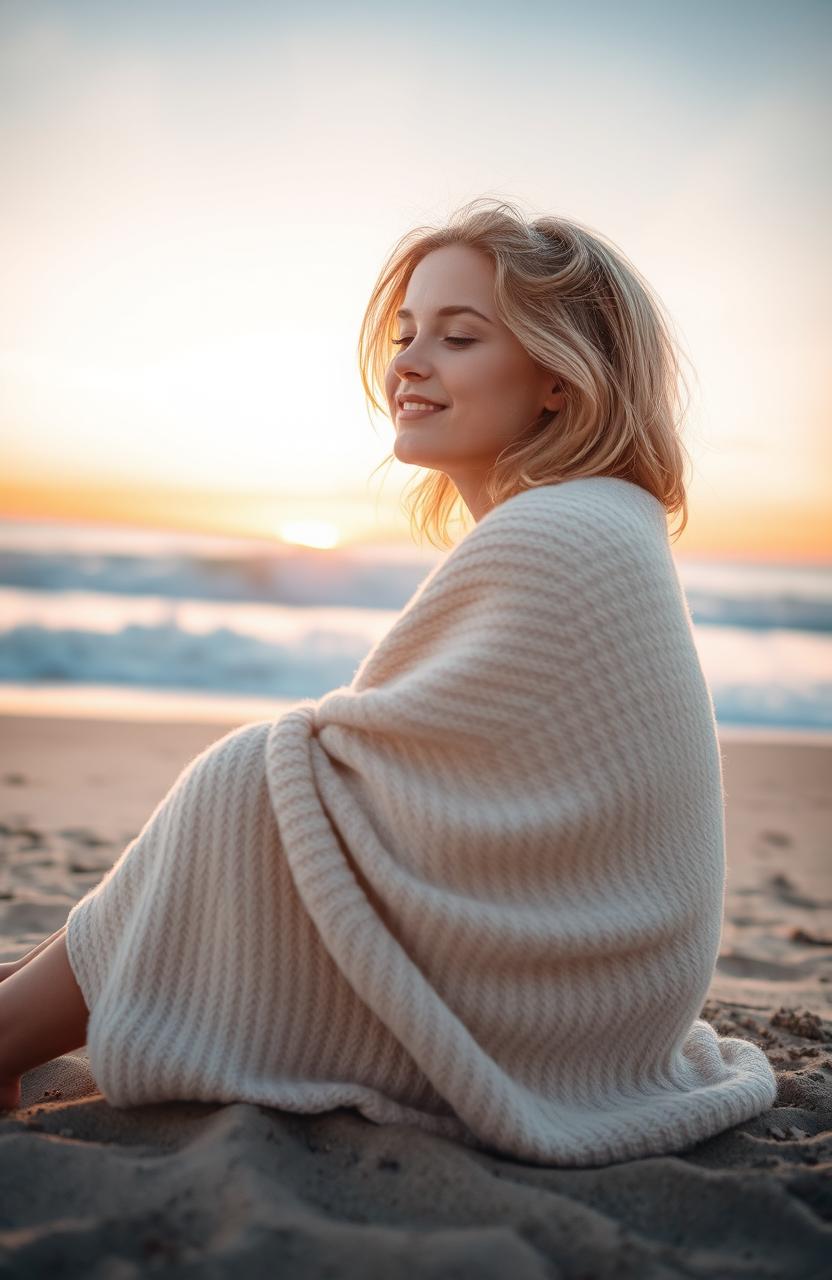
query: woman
[{"left": 0, "top": 198, "right": 778, "bottom": 1165}]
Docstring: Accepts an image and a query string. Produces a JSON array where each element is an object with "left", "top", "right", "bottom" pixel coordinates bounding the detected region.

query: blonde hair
[{"left": 358, "top": 196, "right": 694, "bottom": 549}]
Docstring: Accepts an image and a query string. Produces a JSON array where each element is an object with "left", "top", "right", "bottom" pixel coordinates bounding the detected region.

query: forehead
[{"left": 402, "top": 245, "right": 495, "bottom": 310}]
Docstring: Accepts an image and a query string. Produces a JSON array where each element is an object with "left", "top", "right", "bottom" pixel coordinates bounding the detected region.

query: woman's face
[{"left": 384, "top": 243, "right": 563, "bottom": 518}]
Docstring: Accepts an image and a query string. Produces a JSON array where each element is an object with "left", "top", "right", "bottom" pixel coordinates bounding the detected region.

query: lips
[
  {"left": 396, "top": 394, "right": 446, "bottom": 409},
  {"left": 396, "top": 401, "right": 446, "bottom": 419}
]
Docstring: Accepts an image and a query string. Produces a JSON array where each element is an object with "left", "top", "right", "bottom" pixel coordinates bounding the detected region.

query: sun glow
[{"left": 278, "top": 519, "right": 341, "bottom": 550}]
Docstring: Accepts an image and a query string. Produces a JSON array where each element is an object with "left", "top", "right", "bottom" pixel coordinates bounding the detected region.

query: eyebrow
[{"left": 395, "top": 305, "right": 494, "bottom": 325}]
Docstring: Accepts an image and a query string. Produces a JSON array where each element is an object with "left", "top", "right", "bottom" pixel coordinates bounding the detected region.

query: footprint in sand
[
  {"left": 57, "top": 827, "right": 114, "bottom": 849},
  {"left": 759, "top": 829, "right": 793, "bottom": 849},
  {"left": 764, "top": 871, "right": 832, "bottom": 910},
  {"left": 789, "top": 927, "right": 832, "bottom": 946},
  {"left": 0, "top": 822, "right": 46, "bottom": 851},
  {"left": 717, "top": 952, "right": 832, "bottom": 980}
]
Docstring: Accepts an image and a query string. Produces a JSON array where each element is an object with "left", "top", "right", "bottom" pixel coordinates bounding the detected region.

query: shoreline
[{"left": 1, "top": 687, "right": 831, "bottom": 748}]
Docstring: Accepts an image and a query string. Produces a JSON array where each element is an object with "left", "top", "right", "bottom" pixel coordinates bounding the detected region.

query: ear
[{"left": 542, "top": 382, "right": 565, "bottom": 414}]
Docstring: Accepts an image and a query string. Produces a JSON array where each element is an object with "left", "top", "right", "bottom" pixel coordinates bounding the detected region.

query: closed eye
[{"left": 391, "top": 336, "right": 476, "bottom": 348}]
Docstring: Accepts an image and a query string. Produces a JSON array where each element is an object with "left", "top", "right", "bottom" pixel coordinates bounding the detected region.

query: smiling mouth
[{"left": 396, "top": 404, "right": 446, "bottom": 419}]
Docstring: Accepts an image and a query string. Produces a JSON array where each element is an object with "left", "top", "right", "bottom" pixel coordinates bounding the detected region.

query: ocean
[{"left": 0, "top": 520, "right": 829, "bottom": 732}]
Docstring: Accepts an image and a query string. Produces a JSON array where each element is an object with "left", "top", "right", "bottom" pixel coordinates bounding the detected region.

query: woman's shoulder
[
  {"left": 414, "top": 478, "right": 672, "bottom": 617},
  {"left": 474, "top": 476, "right": 668, "bottom": 564},
  {"left": 487, "top": 474, "right": 663, "bottom": 521}
]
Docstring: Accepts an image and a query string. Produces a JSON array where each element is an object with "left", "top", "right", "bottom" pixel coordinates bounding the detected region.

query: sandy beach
[{"left": 1, "top": 713, "right": 830, "bottom": 1276}]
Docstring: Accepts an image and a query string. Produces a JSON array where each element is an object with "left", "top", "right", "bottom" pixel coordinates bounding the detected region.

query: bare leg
[
  {"left": 0, "top": 930, "right": 89, "bottom": 1110},
  {"left": 0, "top": 925, "right": 67, "bottom": 982}
]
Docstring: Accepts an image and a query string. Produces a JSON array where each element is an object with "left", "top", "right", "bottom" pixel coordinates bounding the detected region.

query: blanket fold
[{"left": 65, "top": 477, "right": 777, "bottom": 1166}]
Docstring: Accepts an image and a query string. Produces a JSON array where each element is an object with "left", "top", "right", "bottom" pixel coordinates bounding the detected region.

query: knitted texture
[{"left": 65, "top": 477, "right": 777, "bottom": 1166}]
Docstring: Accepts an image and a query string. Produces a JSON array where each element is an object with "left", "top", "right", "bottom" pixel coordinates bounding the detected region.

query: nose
[{"left": 390, "top": 339, "right": 432, "bottom": 381}]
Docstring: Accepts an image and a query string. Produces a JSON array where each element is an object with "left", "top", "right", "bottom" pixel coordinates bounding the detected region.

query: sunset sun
[{"left": 278, "top": 519, "right": 341, "bottom": 550}]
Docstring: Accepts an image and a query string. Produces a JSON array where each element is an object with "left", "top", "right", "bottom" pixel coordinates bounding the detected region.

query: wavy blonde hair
[{"left": 358, "top": 196, "right": 694, "bottom": 549}]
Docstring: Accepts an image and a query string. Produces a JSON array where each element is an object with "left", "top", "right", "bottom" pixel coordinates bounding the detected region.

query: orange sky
[
  {"left": 2, "top": 3, "right": 829, "bottom": 561},
  {"left": 2, "top": 470, "right": 829, "bottom": 562}
]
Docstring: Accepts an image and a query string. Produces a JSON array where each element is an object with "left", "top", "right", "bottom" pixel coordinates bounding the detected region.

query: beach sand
[{"left": 1, "top": 714, "right": 830, "bottom": 1277}]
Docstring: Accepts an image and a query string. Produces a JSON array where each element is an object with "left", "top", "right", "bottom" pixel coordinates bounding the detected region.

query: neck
[{"left": 448, "top": 470, "right": 495, "bottom": 524}]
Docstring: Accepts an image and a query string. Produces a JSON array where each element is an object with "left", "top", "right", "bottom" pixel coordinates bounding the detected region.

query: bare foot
[
  {"left": 0, "top": 962, "right": 20, "bottom": 983},
  {"left": 0, "top": 1076, "right": 21, "bottom": 1110}
]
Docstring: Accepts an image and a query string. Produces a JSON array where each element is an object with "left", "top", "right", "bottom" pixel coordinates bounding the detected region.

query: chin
[{"left": 393, "top": 436, "right": 433, "bottom": 468}]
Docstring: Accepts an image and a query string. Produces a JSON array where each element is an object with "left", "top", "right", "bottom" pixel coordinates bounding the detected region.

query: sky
[{"left": 1, "top": 0, "right": 830, "bottom": 557}]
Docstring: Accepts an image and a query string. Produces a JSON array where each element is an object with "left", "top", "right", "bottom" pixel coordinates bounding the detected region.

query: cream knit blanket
[{"left": 65, "top": 477, "right": 777, "bottom": 1166}]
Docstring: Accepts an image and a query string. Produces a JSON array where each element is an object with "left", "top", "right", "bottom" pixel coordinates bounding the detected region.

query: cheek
[
  {"left": 492, "top": 352, "right": 534, "bottom": 395},
  {"left": 458, "top": 346, "right": 494, "bottom": 385},
  {"left": 458, "top": 355, "right": 533, "bottom": 418}
]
